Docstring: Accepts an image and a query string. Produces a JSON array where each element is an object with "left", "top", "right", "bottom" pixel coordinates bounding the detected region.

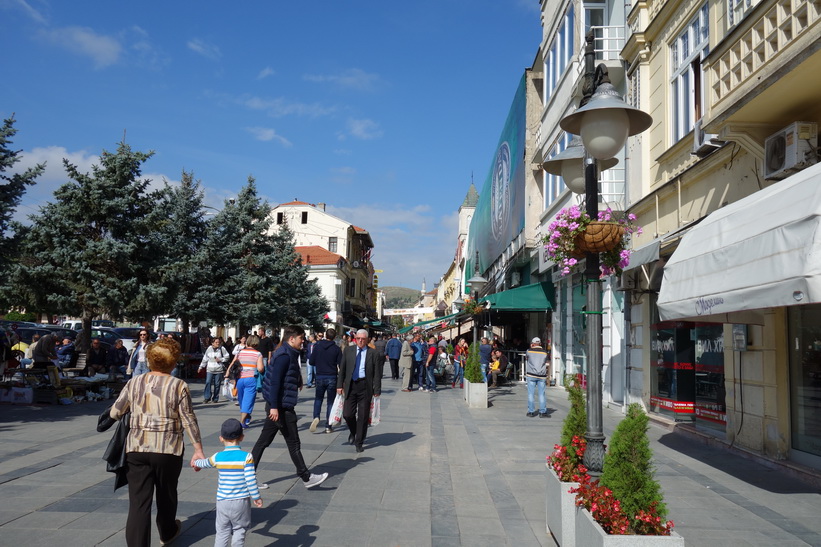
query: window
[
  {"left": 276, "top": 212, "right": 284, "bottom": 225},
  {"left": 301, "top": 211, "right": 308, "bottom": 224},
  {"left": 544, "top": 5, "right": 575, "bottom": 104},
  {"left": 328, "top": 237, "right": 338, "bottom": 253},
  {"left": 728, "top": 0, "right": 760, "bottom": 26},
  {"left": 543, "top": 132, "right": 573, "bottom": 209},
  {"left": 348, "top": 278, "right": 356, "bottom": 298},
  {"left": 670, "top": 4, "right": 709, "bottom": 143}
]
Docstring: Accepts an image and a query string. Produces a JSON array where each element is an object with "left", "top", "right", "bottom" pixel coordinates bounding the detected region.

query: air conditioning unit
[
  {"left": 692, "top": 118, "right": 723, "bottom": 157},
  {"left": 616, "top": 272, "right": 636, "bottom": 292},
  {"left": 763, "top": 121, "right": 818, "bottom": 180}
]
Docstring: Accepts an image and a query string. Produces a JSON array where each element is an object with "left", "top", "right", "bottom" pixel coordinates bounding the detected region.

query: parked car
[
  {"left": 14, "top": 327, "right": 54, "bottom": 345},
  {"left": 62, "top": 321, "right": 83, "bottom": 331},
  {"left": 36, "top": 325, "right": 78, "bottom": 340},
  {"left": 92, "top": 319, "right": 115, "bottom": 328},
  {"left": 156, "top": 331, "right": 204, "bottom": 377}
]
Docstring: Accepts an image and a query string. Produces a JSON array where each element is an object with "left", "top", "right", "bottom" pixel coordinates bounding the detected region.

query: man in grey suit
[{"left": 337, "top": 329, "right": 382, "bottom": 453}]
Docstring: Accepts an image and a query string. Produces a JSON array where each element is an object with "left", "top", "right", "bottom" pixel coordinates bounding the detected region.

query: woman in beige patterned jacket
[{"left": 110, "top": 337, "right": 205, "bottom": 546}]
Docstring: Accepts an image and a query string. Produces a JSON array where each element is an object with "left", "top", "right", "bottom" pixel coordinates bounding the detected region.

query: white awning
[{"left": 658, "top": 162, "right": 821, "bottom": 320}]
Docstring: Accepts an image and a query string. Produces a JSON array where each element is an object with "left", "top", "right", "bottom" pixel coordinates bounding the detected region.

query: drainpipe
[{"left": 623, "top": 286, "right": 633, "bottom": 408}]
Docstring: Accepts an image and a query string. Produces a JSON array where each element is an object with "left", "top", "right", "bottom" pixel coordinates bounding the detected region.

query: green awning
[
  {"left": 398, "top": 312, "right": 460, "bottom": 334},
  {"left": 482, "top": 282, "right": 554, "bottom": 312}
]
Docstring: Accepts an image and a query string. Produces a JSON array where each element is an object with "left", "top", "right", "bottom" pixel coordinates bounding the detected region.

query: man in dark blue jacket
[
  {"left": 309, "top": 328, "right": 343, "bottom": 434},
  {"left": 385, "top": 333, "right": 402, "bottom": 380},
  {"left": 251, "top": 325, "right": 328, "bottom": 490}
]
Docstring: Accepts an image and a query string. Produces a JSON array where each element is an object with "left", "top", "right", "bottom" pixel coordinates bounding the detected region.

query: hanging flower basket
[
  {"left": 542, "top": 207, "right": 642, "bottom": 277},
  {"left": 575, "top": 221, "right": 625, "bottom": 254}
]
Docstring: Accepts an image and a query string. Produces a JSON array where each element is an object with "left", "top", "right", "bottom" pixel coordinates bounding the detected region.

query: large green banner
[{"left": 467, "top": 75, "right": 527, "bottom": 277}]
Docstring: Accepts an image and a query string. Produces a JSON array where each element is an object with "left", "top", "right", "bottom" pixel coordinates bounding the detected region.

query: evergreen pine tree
[
  {"left": 148, "top": 170, "right": 210, "bottom": 332},
  {"left": 0, "top": 116, "right": 44, "bottom": 301},
  {"left": 600, "top": 403, "right": 667, "bottom": 527},
  {"left": 10, "top": 141, "right": 157, "bottom": 349}
]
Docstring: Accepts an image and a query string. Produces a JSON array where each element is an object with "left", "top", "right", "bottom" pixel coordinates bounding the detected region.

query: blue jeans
[
  {"left": 480, "top": 363, "right": 489, "bottom": 383},
  {"left": 203, "top": 371, "right": 223, "bottom": 402},
  {"left": 132, "top": 361, "right": 149, "bottom": 377},
  {"left": 452, "top": 363, "right": 463, "bottom": 385},
  {"left": 313, "top": 375, "right": 337, "bottom": 425},
  {"left": 306, "top": 364, "right": 316, "bottom": 386},
  {"left": 415, "top": 360, "right": 425, "bottom": 389},
  {"left": 527, "top": 377, "right": 547, "bottom": 414},
  {"left": 425, "top": 365, "right": 437, "bottom": 391}
]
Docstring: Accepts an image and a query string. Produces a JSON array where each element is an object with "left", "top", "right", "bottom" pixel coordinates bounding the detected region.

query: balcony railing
[{"left": 588, "top": 25, "right": 626, "bottom": 62}]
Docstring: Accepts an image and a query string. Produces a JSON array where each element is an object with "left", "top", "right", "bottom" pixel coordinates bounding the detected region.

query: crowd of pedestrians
[{"left": 88, "top": 323, "right": 552, "bottom": 546}]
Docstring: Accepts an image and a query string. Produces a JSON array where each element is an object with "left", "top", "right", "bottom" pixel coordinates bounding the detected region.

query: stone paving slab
[{"left": 3, "top": 376, "right": 821, "bottom": 545}]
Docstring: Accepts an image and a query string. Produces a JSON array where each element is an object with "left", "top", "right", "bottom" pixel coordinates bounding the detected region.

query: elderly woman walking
[{"left": 109, "top": 337, "right": 205, "bottom": 547}]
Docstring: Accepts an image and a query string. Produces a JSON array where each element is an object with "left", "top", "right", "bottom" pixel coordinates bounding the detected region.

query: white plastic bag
[
  {"left": 221, "top": 383, "right": 231, "bottom": 399},
  {"left": 369, "top": 397, "right": 381, "bottom": 426},
  {"left": 329, "top": 395, "right": 344, "bottom": 426}
]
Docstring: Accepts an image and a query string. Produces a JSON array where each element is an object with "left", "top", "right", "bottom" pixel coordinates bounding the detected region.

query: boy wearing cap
[
  {"left": 193, "top": 418, "right": 262, "bottom": 546},
  {"left": 525, "top": 338, "right": 550, "bottom": 418}
]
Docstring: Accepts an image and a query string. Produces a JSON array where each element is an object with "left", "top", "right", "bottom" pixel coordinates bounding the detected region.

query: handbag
[
  {"left": 369, "top": 397, "right": 381, "bottom": 426},
  {"left": 99, "top": 405, "right": 130, "bottom": 491},
  {"left": 329, "top": 394, "right": 344, "bottom": 426}
]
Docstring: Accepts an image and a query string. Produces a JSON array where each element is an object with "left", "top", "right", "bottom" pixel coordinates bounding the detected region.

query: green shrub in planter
[
  {"left": 464, "top": 342, "right": 482, "bottom": 383},
  {"left": 600, "top": 403, "right": 668, "bottom": 530},
  {"left": 560, "top": 373, "right": 587, "bottom": 460}
]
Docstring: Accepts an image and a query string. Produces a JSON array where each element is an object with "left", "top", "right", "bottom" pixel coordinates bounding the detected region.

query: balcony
[{"left": 705, "top": 0, "right": 821, "bottom": 129}]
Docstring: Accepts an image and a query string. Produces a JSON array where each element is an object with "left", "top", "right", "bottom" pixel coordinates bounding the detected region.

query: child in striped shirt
[{"left": 194, "top": 418, "right": 263, "bottom": 546}]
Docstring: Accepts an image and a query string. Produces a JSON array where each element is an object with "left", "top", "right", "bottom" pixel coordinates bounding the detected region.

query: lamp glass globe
[
  {"left": 561, "top": 159, "right": 586, "bottom": 194},
  {"left": 580, "top": 109, "right": 629, "bottom": 160}
]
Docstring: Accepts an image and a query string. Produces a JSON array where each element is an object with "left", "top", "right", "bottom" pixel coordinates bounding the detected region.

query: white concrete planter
[
  {"left": 465, "top": 381, "right": 487, "bottom": 408},
  {"left": 575, "top": 505, "right": 685, "bottom": 546},
  {"left": 545, "top": 465, "right": 580, "bottom": 546}
]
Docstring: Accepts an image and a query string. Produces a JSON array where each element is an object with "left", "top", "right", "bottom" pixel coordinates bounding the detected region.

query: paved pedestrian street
[{"left": 2, "top": 378, "right": 821, "bottom": 546}]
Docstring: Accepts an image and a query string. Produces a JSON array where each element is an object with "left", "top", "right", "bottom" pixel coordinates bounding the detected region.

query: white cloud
[
  {"left": 257, "top": 66, "right": 275, "bottom": 79},
  {"left": 3, "top": 0, "right": 47, "bottom": 24},
  {"left": 326, "top": 204, "right": 459, "bottom": 288},
  {"left": 187, "top": 38, "right": 222, "bottom": 61},
  {"left": 244, "top": 126, "right": 293, "bottom": 147},
  {"left": 345, "top": 118, "right": 383, "bottom": 140},
  {"left": 39, "top": 26, "right": 122, "bottom": 68},
  {"left": 124, "top": 25, "right": 169, "bottom": 70},
  {"left": 239, "top": 94, "right": 336, "bottom": 118},
  {"left": 303, "top": 68, "right": 382, "bottom": 92}
]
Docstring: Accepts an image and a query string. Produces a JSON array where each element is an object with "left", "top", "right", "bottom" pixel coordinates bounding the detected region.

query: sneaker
[
  {"left": 526, "top": 411, "right": 537, "bottom": 417},
  {"left": 203, "top": 400, "right": 210, "bottom": 404},
  {"left": 310, "top": 417, "right": 320, "bottom": 433},
  {"left": 324, "top": 427, "right": 333, "bottom": 433},
  {"left": 303, "top": 472, "right": 328, "bottom": 489},
  {"left": 160, "top": 519, "right": 182, "bottom": 545},
  {"left": 539, "top": 412, "right": 550, "bottom": 418},
  {"left": 257, "top": 482, "right": 269, "bottom": 490},
  {"left": 234, "top": 401, "right": 239, "bottom": 406}
]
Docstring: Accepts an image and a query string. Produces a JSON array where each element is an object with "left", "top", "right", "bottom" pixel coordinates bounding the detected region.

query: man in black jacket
[
  {"left": 337, "top": 329, "right": 382, "bottom": 453},
  {"left": 309, "top": 328, "right": 343, "bottom": 434},
  {"left": 251, "top": 325, "right": 328, "bottom": 490}
]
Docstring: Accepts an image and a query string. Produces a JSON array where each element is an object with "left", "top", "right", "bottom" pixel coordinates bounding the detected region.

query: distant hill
[{"left": 382, "top": 286, "right": 421, "bottom": 309}]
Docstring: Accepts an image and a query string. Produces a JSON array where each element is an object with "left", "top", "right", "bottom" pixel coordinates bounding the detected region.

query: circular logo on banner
[{"left": 491, "top": 142, "right": 511, "bottom": 241}]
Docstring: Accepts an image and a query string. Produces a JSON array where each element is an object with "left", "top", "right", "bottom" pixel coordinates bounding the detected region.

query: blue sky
[{"left": 1, "top": 0, "right": 541, "bottom": 289}]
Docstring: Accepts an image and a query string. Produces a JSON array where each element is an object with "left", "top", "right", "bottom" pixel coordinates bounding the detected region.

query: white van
[{"left": 62, "top": 320, "right": 83, "bottom": 331}]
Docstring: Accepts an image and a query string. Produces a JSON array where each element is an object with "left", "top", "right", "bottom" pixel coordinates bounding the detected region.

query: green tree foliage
[
  {"left": 4, "top": 310, "right": 35, "bottom": 322},
  {"left": 200, "top": 177, "right": 328, "bottom": 329},
  {"left": 560, "top": 373, "right": 587, "bottom": 449},
  {"left": 600, "top": 403, "right": 667, "bottom": 526},
  {"left": 463, "top": 341, "right": 483, "bottom": 383},
  {"left": 269, "top": 221, "right": 329, "bottom": 330},
  {"left": 148, "top": 170, "right": 210, "bottom": 332},
  {"left": 0, "top": 116, "right": 44, "bottom": 294},
  {"left": 10, "top": 141, "right": 157, "bottom": 348}
]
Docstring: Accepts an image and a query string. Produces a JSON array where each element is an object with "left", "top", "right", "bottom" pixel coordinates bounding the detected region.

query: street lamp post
[
  {"left": 546, "top": 31, "right": 652, "bottom": 476},
  {"left": 467, "top": 251, "right": 488, "bottom": 345}
]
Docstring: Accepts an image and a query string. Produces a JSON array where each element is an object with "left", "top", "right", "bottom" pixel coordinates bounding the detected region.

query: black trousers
[
  {"left": 343, "top": 379, "right": 371, "bottom": 448},
  {"left": 389, "top": 358, "right": 399, "bottom": 379},
  {"left": 251, "top": 404, "right": 309, "bottom": 481},
  {"left": 125, "top": 451, "right": 183, "bottom": 547}
]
